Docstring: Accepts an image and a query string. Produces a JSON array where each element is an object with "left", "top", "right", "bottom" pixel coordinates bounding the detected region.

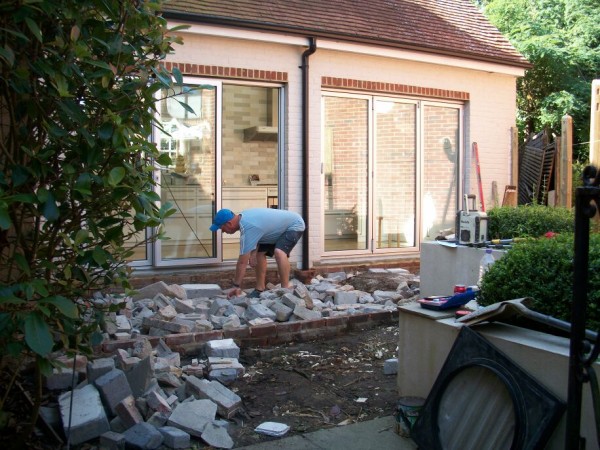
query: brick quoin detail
[
  {"left": 322, "top": 76, "right": 469, "bottom": 101},
  {"left": 165, "top": 62, "right": 288, "bottom": 83}
]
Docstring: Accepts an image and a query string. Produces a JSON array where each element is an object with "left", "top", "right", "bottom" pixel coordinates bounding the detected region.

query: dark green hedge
[
  {"left": 478, "top": 233, "right": 600, "bottom": 331},
  {"left": 486, "top": 205, "right": 574, "bottom": 240}
]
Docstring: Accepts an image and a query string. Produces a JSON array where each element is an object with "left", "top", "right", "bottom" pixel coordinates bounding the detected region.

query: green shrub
[
  {"left": 479, "top": 233, "right": 600, "bottom": 331},
  {"left": 487, "top": 205, "right": 574, "bottom": 239}
]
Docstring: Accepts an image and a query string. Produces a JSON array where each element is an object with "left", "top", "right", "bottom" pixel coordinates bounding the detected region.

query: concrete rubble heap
[
  {"left": 120, "top": 268, "right": 419, "bottom": 338},
  {"left": 43, "top": 268, "right": 418, "bottom": 449}
]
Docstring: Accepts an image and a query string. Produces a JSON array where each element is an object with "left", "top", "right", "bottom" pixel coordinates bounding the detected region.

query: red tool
[{"left": 473, "top": 142, "right": 485, "bottom": 212}]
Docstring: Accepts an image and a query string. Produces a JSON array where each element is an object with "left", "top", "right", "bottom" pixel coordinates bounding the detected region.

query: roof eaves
[{"left": 163, "top": 11, "right": 531, "bottom": 70}]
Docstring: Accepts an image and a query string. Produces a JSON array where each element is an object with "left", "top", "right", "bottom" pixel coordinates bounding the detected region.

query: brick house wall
[{"left": 164, "top": 28, "right": 521, "bottom": 270}]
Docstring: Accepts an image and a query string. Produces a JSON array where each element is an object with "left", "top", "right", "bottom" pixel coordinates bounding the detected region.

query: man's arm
[
  {"left": 228, "top": 253, "right": 251, "bottom": 298},
  {"left": 234, "top": 253, "right": 251, "bottom": 285}
]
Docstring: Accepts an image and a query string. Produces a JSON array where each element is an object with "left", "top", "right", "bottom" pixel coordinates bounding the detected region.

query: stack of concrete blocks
[
  {"left": 204, "top": 338, "right": 245, "bottom": 385},
  {"left": 53, "top": 337, "right": 243, "bottom": 449}
]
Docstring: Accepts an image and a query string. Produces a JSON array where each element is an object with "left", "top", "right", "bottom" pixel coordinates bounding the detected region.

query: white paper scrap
[
  {"left": 355, "top": 397, "right": 368, "bottom": 403},
  {"left": 254, "top": 421, "right": 291, "bottom": 437}
]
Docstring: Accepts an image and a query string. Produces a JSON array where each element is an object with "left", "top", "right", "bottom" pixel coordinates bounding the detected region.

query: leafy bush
[
  {"left": 0, "top": 0, "right": 183, "bottom": 444},
  {"left": 478, "top": 233, "right": 600, "bottom": 331},
  {"left": 487, "top": 205, "right": 574, "bottom": 239}
]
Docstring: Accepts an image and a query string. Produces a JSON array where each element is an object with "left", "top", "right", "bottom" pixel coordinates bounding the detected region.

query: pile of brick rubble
[{"left": 42, "top": 268, "right": 419, "bottom": 449}]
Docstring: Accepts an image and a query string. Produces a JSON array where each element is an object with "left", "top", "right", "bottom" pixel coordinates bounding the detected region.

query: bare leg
[
  {"left": 273, "top": 248, "right": 291, "bottom": 288},
  {"left": 255, "top": 251, "right": 267, "bottom": 290}
]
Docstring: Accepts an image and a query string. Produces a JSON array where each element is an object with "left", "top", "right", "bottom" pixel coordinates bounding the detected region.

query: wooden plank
[{"left": 502, "top": 185, "right": 517, "bottom": 207}]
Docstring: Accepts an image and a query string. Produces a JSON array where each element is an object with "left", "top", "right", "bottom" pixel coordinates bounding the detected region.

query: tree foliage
[
  {"left": 474, "top": 0, "right": 600, "bottom": 161},
  {"left": 0, "top": 0, "right": 183, "bottom": 442}
]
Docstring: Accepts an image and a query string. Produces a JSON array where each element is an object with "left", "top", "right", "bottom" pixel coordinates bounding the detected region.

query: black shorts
[{"left": 257, "top": 230, "right": 304, "bottom": 257}]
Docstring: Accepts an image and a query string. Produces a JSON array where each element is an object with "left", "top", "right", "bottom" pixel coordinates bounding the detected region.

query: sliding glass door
[
  {"left": 322, "top": 92, "right": 461, "bottom": 254},
  {"left": 323, "top": 95, "right": 369, "bottom": 252},
  {"left": 374, "top": 99, "right": 417, "bottom": 249},
  {"left": 422, "top": 104, "right": 460, "bottom": 239},
  {"left": 155, "top": 80, "right": 219, "bottom": 263},
  {"left": 148, "top": 79, "right": 282, "bottom": 266}
]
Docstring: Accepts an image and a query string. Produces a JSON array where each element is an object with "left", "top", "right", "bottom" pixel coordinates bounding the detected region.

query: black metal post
[{"left": 565, "top": 166, "right": 600, "bottom": 449}]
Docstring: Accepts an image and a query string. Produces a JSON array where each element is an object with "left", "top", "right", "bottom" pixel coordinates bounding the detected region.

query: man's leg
[
  {"left": 273, "top": 248, "right": 291, "bottom": 288},
  {"left": 254, "top": 251, "right": 268, "bottom": 291},
  {"left": 272, "top": 230, "right": 304, "bottom": 289}
]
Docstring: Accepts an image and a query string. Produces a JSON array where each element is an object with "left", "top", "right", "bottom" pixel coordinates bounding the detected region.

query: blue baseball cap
[{"left": 210, "top": 209, "right": 235, "bottom": 232}]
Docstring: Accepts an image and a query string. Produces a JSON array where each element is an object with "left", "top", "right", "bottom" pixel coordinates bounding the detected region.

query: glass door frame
[
  {"left": 321, "top": 91, "right": 464, "bottom": 257},
  {"left": 420, "top": 100, "right": 464, "bottom": 243},
  {"left": 152, "top": 77, "right": 223, "bottom": 267},
  {"left": 372, "top": 95, "right": 420, "bottom": 255},
  {"left": 321, "top": 92, "right": 374, "bottom": 257}
]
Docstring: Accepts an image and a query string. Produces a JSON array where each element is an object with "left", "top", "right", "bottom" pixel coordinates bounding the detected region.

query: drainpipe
[{"left": 301, "top": 37, "right": 317, "bottom": 270}]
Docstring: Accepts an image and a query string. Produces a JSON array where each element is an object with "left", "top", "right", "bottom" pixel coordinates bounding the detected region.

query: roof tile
[{"left": 163, "top": 0, "right": 529, "bottom": 67}]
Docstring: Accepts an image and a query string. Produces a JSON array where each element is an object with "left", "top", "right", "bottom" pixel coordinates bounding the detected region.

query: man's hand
[{"left": 227, "top": 287, "right": 242, "bottom": 299}]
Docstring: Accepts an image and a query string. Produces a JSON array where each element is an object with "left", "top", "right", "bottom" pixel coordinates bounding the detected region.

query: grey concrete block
[
  {"left": 142, "top": 317, "right": 192, "bottom": 334},
  {"left": 114, "top": 314, "right": 132, "bottom": 333},
  {"left": 185, "top": 377, "right": 241, "bottom": 418},
  {"left": 194, "top": 318, "right": 214, "bottom": 332},
  {"left": 373, "top": 290, "right": 402, "bottom": 302},
  {"left": 201, "top": 422, "right": 234, "bottom": 449},
  {"left": 156, "top": 372, "right": 183, "bottom": 388},
  {"left": 281, "top": 293, "right": 305, "bottom": 309},
  {"left": 167, "top": 284, "right": 187, "bottom": 300},
  {"left": 87, "top": 357, "right": 115, "bottom": 384},
  {"left": 131, "top": 338, "right": 154, "bottom": 360},
  {"left": 125, "top": 356, "right": 154, "bottom": 398},
  {"left": 181, "top": 283, "right": 222, "bottom": 298},
  {"left": 245, "top": 303, "right": 277, "bottom": 322},
  {"left": 222, "top": 315, "right": 242, "bottom": 330},
  {"left": 207, "top": 357, "right": 245, "bottom": 385},
  {"left": 363, "top": 304, "right": 387, "bottom": 313},
  {"left": 59, "top": 384, "right": 110, "bottom": 445},
  {"left": 99, "top": 430, "right": 125, "bottom": 450},
  {"left": 146, "top": 390, "right": 172, "bottom": 414},
  {"left": 172, "top": 298, "right": 196, "bottom": 314},
  {"left": 123, "top": 422, "right": 163, "bottom": 449},
  {"left": 94, "top": 369, "right": 133, "bottom": 416},
  {"left": 209, "top": 298, "right": 235, "bottom": 316},
  {"left": 383, "top": 358, "right": 399, "bottom": 375},
  {"left": 293, "top": 305, "right": 322, "bottom": 321},
  {"left": 132, "top": 281, "right": 176, "bottom": 301},
  {"left": 208, "top": 367, "right": 241, "bottom": 385},
  {"left": 327, "top": 271, "right": 348, "bottom": 281},
  {"left": 269, "top": 302, "right": 293, "bottom": 322},
  {"left": 159, "top": 426, "right": 191, "bottom": 449},
  {"left": 146, "top": 411, "right": 170, "bottom": 428},
  {"left": 167, "top": 399, "right": 217, "bottom": 437},
  {"left": 46, "top": 368, "right": 79, "bottom": 391},
  {"left": 205, "top": 338, "right": 240, "bottom": 359},
  {"left": 154, "top": 342, "right": 180, "bottom": 369},
  {"left": 109, "top": 416, "right": 127, "bottom": 433},
  {"left": 334, "top": 291, "right": 359, "bottom": 305}
]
